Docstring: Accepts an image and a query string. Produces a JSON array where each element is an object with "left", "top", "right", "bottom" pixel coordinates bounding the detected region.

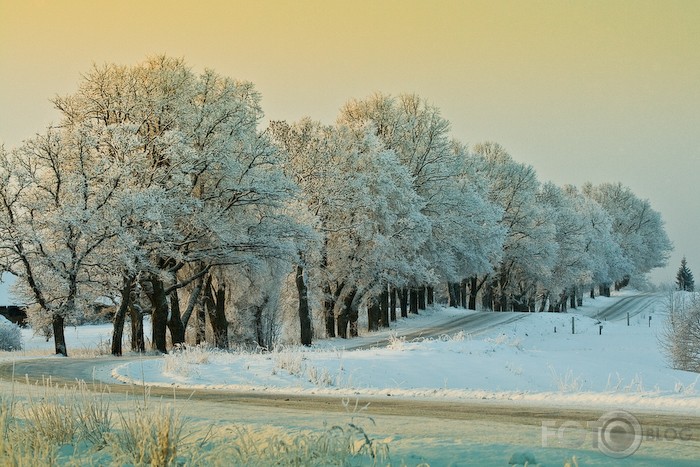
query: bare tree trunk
[
  {"left": 167, "top": 290, "right": 186, "bottom": 347},
  {"left": 52, "top": 314, "right": 67, "bottom": 356},
  {"left": 390, "top": 287, "right": 397, "bottom": 322},
  {"left": 203, "top": 275, "right": 229, "bottom": 349},
  {"left": 368, "top": 297, "right": 380, "bottom": 332},
  {"left": 296, "top": 264, "right": 312, "bottom": 346},
  {"left": 399, "top": 288, "right": 408, "bottom": 318},
  {"left": 380, "top": 288, "right": 390, "bottom": 327},
  {"left": 349, "top": 300, "right": 359, "bottom": 337},
  {"left": 337, "top": 301, "right": 348, "bottom": 339},
  {"left": 129, "top": 304, "right": 145, "bottom": 353},
  {"left": 448, "top": 282, "right": 458, "bottom": 307},
  {"left": 468, "top": 276, "right": 482, "bottom": 311},
  {"left": 409, "top": 288, "right": 419, "bottom": 314},
  {"left": 427, "top": 286, "right": 434, "bottom": 306},
  {"left": 418, "top": 287, "right": 426, "bottom": 310},
  {"left": 253, "top": 297, "right": 269, "bottom": 348},
  {"left": 111, "top": 276, "right": 132, "bottom": 356},
  {"left": 540, "top": 292, "right": 549, "bottom": 313},
  {"left": 149, "top": 275, "right": 170, "bottom": 353},
  {"left": 181, "top": 276, "right": 203, "bottom": 330},
  {"left": 323, "top": 282, "right": 336, "bottom": 338},
  {"left": 195, "top": 300, "right": 206, "bottom": 345}
]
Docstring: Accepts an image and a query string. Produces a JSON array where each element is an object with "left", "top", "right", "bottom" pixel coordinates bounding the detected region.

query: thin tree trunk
[
  {"left": 129, "top": 304, "right": 145, "bottom": 353},
  {"left": 203, "top": 275, "right": 229, "bottom": 349},
  {"left": 380, "top": 288, "right": 389, "bottom": 327},
  {"left": 539, "top": 292, "right": 549, "bottom": 313},
  {"left": 111, "top": 276, "right": 132, "bottom": 356},
  {"left": 427, "top": 286, "right": 434, "bottom": 306},
  {"left": 167, "top": 290, "right": 186, "bottom": 347},
  {"left": 323, "top": 282, "right": 336, "bottom": 338},
  {"left": 349, "top": 306, "right": 359, "bottom": 337},
  {"left": 390, "top": 287, "right": 397, "bottom": 322},
  {"left": 253, "top": 297, "right": 269, "bottom": 348},
  {"left": 409, "top": 288, "right": 419, "bottom": 314},
  {"left": 296, "top": 264, "right": 312, "bottom": 346},
  {"left": 196, "top": 300, "right": 206, "bottom": 345},
  {"left": 448, "top": 282, "right": 458, "bottom": 307},
  {"left": 468, "top": 276, "right": 481, "bottom": 310},
  {"left": 460, "top": 280, "right": 467, "bottom": 308},
  {"left": 181, "top": 276, "right": 203, "bottom": 330},
  {"left": 337, "top": 300, "right": 348, "bottom": 339},
  {"left": 400, "top": 288, "right": 408, "bottom": 318},
  {"left": 52, "top": 314, "right": 67, "bottom": 356},
  {"left": 149, "top": 275, "right": 170, "bottom": 353},
  {"left": 368, "top": 297, "right": 380, "bottom": 332},
  {"left": 418, "top": 287, "right": 426, "bottom": 310}
]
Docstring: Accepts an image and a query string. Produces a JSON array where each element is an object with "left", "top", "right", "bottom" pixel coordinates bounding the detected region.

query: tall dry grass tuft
[{"left": 112, "top": 402, "right": 184, "bottom": 466}]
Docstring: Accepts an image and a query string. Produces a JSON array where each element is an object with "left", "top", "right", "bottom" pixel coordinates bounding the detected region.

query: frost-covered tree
[
  {"left": 330, "top": 124, "right": 432, "bottom": 333},
  {"left": 0, "top": 128, "right": 123, "bottom": 355},
  {"left": 559, "top": 185, "right": 628, "bottom": 300},
  {"left": 676, "top": 257, "right": 695, "bottom": 292},
  {"left": 535, "top": 183, "right": 598, "bottom": 311},
  {"left": 471, "top": 142, "right": 556, "bottom": 311},
  {"left": 272, "top": 118, "right": 431, "bottom": 339},
  {"left": 583, "top": 182, "right": 672, "bottom": 291},
  {"left": 6, "top": 56, "right": 301, "bottom": 353},
  {"left": 338, "top": 94, "right": 504, "bottom": 309}
]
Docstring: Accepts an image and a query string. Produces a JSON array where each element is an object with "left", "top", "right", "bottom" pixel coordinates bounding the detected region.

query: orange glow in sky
[{"left": 1, "top": 0, "right": 698, "bottom": 282}]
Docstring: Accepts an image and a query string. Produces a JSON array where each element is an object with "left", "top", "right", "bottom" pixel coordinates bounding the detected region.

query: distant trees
[
  {"left": 0, "top": 56, "right": 675, "bottom": 354},
  {"left": 676, "top": 257, "right": 695, "bottom": 292}
]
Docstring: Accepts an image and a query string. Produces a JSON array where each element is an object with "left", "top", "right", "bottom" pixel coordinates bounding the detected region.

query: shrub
[{"left": 661, "top": 293, "right": 700, "bottom": 372}]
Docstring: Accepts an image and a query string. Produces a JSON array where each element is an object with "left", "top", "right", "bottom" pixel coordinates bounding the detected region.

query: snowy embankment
[{"left": 100, "top": 291, "right": 700, "bottom": 415}]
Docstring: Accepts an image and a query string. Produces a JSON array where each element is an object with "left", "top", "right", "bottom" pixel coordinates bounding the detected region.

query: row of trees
[{"left": 0, "top": 57, "right": 672, "bottom": 355}]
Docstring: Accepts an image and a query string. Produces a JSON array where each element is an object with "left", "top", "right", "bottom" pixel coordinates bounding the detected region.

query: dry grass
[{"left": 0, "top": 378, "right": 396, "bottom": 466}]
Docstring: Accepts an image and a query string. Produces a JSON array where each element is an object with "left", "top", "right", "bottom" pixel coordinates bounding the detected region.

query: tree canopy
[{"left": 0, "top": 56, "right": 674, "bottom": 354}]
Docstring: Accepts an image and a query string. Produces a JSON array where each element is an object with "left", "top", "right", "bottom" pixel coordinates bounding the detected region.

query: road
[
  {"left": 348, "top": 310, "right": 528, "bottom": 350},
  {"left": 1, "top": 292, "right": 698, "bottom": 464},
  {"left": 591, "top": 293, "right": 662, "bottom": 322}
]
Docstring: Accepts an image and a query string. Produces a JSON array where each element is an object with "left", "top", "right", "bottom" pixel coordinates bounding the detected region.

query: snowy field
[{"left": 5, "top": 290, "right": 699, "bottom": 416}]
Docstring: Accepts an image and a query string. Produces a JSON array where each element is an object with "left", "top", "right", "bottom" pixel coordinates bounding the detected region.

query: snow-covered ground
[{"left": 6, "top": 289, "right": 698, "bottom": 416}]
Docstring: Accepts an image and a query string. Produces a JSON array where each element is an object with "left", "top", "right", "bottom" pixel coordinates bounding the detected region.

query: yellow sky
[{"left": 1, "top": 0, "right": 699, "bottom": 282}]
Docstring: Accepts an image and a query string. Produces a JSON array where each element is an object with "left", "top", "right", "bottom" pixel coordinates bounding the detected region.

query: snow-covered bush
[
  {"left": 661, "top": 292, "right": 700, "bottom": 372},
  {"left": 0, "top": 315, "right": 22, "bottom": 351}
]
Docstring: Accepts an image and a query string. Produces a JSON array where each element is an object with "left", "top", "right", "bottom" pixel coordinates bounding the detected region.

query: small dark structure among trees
[{"left": 0, "top": 306, "right": 27, "bottom": 326}]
